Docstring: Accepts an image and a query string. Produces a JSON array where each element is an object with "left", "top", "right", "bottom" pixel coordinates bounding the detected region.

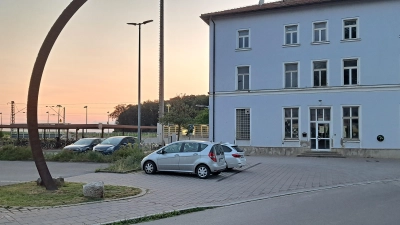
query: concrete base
[
  {"left": 241, "top": 146, "right": 309, "bottom": 156},
  {"left": 332, "top": 148, "right": 400, "bottom": 159},
  {"left": 240, "top": 146, "right": 400, "bottom": 159}
]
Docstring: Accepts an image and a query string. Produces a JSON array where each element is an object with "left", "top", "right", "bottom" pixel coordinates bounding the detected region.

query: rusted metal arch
[{"left": 27, "top": 0, "right": 87, "bottom": 190}]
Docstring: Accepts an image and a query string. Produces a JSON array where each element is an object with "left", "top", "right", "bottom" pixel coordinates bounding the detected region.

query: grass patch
[
  {"left": 107, "top": 207, "right": 215, "bottom": 225},
  {"left": 0, "top": 181, "right": 141, "bottom": 207},
  {"left": 97, "top": 144, "right": 147, "bottom": 173},
  {"left": 0, "top": 145, "right": 32, "bottom": 161}
]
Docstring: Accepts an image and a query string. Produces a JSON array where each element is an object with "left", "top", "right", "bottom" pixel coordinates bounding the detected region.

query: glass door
[{"left": 310, "top": 108, "right": 331, "bottom": 151}]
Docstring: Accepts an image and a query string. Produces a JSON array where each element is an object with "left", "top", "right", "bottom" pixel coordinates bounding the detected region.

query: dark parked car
[
  {"left": 93, "top": 136, "right": 135, "bottom": 154},
  {"left": 63, "top": 138, "right": 102, "bottom": 153}
]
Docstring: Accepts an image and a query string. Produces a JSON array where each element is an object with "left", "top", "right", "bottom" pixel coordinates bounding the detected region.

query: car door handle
[
  {"left": 175, "top": 154, "right": 179, "bottom": 157},
  {"left": 193, "top": 153, "right": 198, "bottom": 156}
]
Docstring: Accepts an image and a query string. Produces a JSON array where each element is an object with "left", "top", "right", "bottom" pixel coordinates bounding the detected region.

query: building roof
[{"left": 200, "top": 0, "right": 361, "bottom": 24}]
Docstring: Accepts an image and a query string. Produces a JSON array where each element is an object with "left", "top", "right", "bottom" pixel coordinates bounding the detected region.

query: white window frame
[
  {"left": 237, "top": 29, "right": 251, "bottom": 50},
  {"left": 236, "top": 65, "right": 251, "bottom": 91},
  {"left": 342, "top": 106, "right": 361, "bottom": 141},
  {"left": 283, "top": 107, "right": 300, "bottom": 140},
  {"left": 312, "top": 21, "right": 329, "bottom": 43},
  {"left": 342, "top": 58, "right": 360, "bottom": 86},
  {"left": 235, "top": 108, "right": 251, "bottom": 140},
  {"left": 284, "top": 62, "right": 299, "bottom": 88},
  {"left": 342, "top": 17, "right": 360, "bottom": 41},
  {"left": 312, "top": 60, "right": 329, "bottom": 87},
  {"left": 284, "top": 24, "right": 300, "bottom": 46}
]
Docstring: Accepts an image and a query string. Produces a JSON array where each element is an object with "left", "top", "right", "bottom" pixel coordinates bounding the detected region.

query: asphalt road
[
  {"left": 141, "top": 180, "right": 400, "bottom": 225},
  {"left": 0, "top": 161, "right": 109, "bottom": 186}
]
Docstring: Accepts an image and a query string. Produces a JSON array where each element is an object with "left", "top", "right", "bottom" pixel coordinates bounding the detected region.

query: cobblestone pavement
[{"left": 2, "top": 156, "right": 400, "bottom": 225}]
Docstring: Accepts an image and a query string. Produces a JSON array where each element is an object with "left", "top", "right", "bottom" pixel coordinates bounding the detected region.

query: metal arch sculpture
[{"left": 27, "top": 0, "right": 87, "bottom": 190}]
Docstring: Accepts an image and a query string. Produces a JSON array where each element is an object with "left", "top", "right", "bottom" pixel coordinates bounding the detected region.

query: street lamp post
[
  {"left": 166, "top": 103, "right": 171, "bottom": 143},
  {"left": 0, "top": 112, "right": 2, "bottom": 131},
  {"left": 127, "top": 19, "right": 153, "bottom": 143},
  {"left": 107, "top": 111, "right": 110, "bottom": 136},
  {"left": 84, "top": 106, "right": 87, "bottom": 136}
]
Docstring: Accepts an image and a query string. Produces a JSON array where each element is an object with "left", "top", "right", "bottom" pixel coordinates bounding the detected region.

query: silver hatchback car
[{"left": 141, "top": 140, "right": 226, "bottom": 179}]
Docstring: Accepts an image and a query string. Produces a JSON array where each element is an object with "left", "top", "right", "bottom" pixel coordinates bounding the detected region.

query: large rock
[{"left": 83, "top": 181, "right": 104, "bottom": 198}]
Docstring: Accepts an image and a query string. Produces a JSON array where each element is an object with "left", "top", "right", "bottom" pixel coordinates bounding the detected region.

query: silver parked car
[
  {"left": 221, "top": 143, "right": 247, "bottom": 170},
  {"left": 141, "top": 140, "right": 226, "bottom": 179}
]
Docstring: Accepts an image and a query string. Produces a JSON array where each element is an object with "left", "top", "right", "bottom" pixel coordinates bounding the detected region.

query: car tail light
[
  {"left": 208, "top": 152, "right": 217, "bottom": 162},
  {"left": 232, "top": 154, "right": 241, "bottom": 158}
]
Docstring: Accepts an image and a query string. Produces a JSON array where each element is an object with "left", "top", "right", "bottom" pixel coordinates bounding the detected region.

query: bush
[
  {"left": 0, "top": 145, "right": 32, "bottom": 161},
  {"left": 45, "top": 150, "right": 113, "bottom": 163},
  {"left": 100, "top": 144, "right": 146, "bottom": 173}
]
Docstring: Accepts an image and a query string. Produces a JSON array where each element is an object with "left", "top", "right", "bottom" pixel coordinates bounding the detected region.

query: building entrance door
[{"left": 310, "top": 108, "right": 331, "bottom": 151}]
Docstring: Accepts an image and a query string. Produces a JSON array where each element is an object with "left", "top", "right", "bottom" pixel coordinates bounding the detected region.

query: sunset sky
[{"left": 0, "top": 0, "right": 271, "bottom": 125}]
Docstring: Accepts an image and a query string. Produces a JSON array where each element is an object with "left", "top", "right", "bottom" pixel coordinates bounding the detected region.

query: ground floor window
[
  {"left": 343, "top": 106, "right": 359, "bottom": 140},
  {"left": 236, "top": 108, "right": 250, "bottom": 140},
  {"left": 284, "top": 108, "right": 299, "bottom": 139}
]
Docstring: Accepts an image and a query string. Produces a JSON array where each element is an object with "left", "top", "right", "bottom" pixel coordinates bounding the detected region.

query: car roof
[
  {"left": 221, "top": 142, "right": 238, "bottom": 147},
  {"left": 167, "top": 140, "right": 215, "bottom": 145}
]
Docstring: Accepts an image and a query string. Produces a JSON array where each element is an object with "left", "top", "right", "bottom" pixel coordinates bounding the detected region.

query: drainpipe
[{"left": 211, "top": 18, "right": 216, "bottom": 142}]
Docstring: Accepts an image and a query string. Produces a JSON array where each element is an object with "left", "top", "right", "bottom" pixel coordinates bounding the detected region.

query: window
[
  {"left": 237, "top": 66, "right": 250, "bottom": 90},
  {"left": 343, "top": 59, "right": 358, "bottom": 85},
  {"left": 238, "top": 30, "right": 250, "bottom": 49},
  {"left": 236, "top": 109, "right": 250, "bottom": 140},
  {"left": 284, "top": 108, "right": 299, "bottom": 139},
  {"left": 313, "top": 22, "right": 327, "bottom": 42},
  {"left": 343, "top": 19, "right": 358, "bottom": 40},
  {"left": 163, "top": 142, "right": 182, "bottom": 153},
  {"left": 313, "top": 61, "right": 327, "bottom": 87},
  {"left": 285, "top": 63, "right": 298, "bottom": 88},
  {"left": 182, "top": 142, "right": 199, "bottom": 152},
  {"left": 285, "top": 25, "right": 298, "bottom": 45},
  {"left": 222, "top": 146, "right": 232, "bottom": 153},
  {"left": 343, "top": 106, "right": 359, "bottom": 140}
]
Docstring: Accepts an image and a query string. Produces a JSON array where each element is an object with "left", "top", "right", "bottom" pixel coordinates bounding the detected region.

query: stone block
[{"left": 83, "top": 181, "right": 104, "bottom": 198}]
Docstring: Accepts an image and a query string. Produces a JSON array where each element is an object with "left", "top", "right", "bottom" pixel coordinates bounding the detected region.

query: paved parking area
[{"left": 2, "top": 156, "right": 400, "bottom": 224}]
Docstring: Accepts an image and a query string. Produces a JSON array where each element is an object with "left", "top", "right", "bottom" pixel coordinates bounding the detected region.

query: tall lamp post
[
  {"left": 84, "top": 106, "right": 88, "bottom": 136},
  {"left": 166, "top": 103, "right": 171, "bottom": 143},
  {"left": 127, "top": 19, "right": 153, "bottom": 143},
  {"left": 107, "top": 111, "right": 110, "bottom": 136},
  {"left": 0, "top": 112, "right": 2, "bottom": 131}
]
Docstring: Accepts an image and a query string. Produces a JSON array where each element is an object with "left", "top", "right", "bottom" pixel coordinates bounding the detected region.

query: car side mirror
[{"left": 157, "top": 149, "right": 165, "bottom": 154}]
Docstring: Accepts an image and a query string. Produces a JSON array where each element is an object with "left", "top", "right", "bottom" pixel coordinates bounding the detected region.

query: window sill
[
  {"left": 282, "top": 44, "right": 301, "bottom": 48},
  {"left": 235, "top": 89, "right": 251, "bottom": 92},
  {"left": 340, "top": 38, "right": 361, "bottom": 43},
  {"left": 311, "top": 41, "right": 330, "bottom": 45},
  {"left": 235, "top": 48, "right": 252, "bottom": 52},
  {"left": 283, "top": 139, "right": 299, "bottom": 142},
  {"left": 343, "top": 139, "right": 360, "bottom": 143}
]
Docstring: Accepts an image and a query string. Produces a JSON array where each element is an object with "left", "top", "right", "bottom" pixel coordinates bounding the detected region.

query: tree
[
  {"left": 160, "top": 95, "right": 196, "bottom": 141},
  {"left": 193, "top": 108, "right": 209, "bottom": 124}
]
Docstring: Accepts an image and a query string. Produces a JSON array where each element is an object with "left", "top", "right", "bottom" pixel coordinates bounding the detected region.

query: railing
[{"left": 163, "top": 124, "right": 209, "bottom": 138}]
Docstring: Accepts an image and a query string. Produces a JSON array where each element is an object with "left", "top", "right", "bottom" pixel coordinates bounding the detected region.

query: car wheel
[
  {"left": 212, "top": 171, "right": 221, "bottom": 175},
  {"left": 196, "top": 164, "right": 210, "bottom": 179},
  {"left": 144, "top": 161, "right": 157, "bottom": 174}
]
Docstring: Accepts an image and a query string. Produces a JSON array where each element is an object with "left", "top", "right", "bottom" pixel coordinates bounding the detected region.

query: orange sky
[{"left": 0, "top": 0, "right": 270, "bottom": 125}]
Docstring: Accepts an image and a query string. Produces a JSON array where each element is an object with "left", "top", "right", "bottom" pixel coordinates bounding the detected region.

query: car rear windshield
[
  {"left": 232, "top": 146, "right": 244, "bottom": 152},
  {"left": 74, "top": 139, "right": 93, "bottom": 145}
]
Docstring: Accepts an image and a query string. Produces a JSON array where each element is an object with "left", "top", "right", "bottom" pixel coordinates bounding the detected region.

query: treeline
[{"left": 109, "top": 94, "right": 209, "bottom": 131}]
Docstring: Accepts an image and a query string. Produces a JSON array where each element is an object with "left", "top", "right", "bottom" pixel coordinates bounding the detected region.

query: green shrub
[
  {"left": 100, "top": 144, "right": 146, "bottom": 173},
  {"left": 0, "top": 145, "right": 32, "bottom": 161},
  {"left": 45, "top": 150, "right": 113, "bottom": 163}
]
